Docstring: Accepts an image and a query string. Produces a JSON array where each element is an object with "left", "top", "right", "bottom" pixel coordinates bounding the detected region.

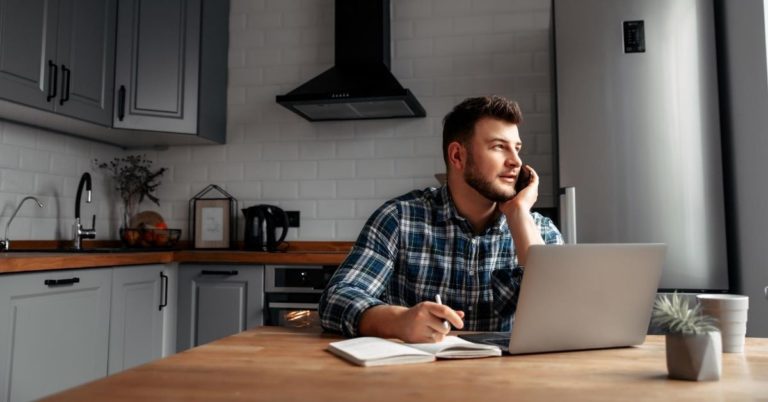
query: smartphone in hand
[{"left": 515, "top": 165, "right": 532, "bottom": 194}]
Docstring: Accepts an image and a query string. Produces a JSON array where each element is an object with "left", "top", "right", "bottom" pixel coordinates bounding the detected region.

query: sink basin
[{"left": 4, "top": 247, "right": 173, "bottom": 253}]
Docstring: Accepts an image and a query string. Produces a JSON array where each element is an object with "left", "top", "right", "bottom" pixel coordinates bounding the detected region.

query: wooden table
[{"left": 44, "top": 327, "right": 768, "bottom": 401}]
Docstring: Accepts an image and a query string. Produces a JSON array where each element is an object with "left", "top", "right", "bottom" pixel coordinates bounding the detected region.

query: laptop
[{"left": 459, "top": 243, "right": 666, "bottom": 354}]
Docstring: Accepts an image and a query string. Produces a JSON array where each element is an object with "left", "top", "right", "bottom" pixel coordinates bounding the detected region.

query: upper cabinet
[
  {"left": 0, "top": 0, "right": 116, "bottom": 126},
  {"left": 112, "top": 0, "right": 227, "bottom": 143},
  {"left": 0, "top": 0, "right": 228, "bottom": 148}
]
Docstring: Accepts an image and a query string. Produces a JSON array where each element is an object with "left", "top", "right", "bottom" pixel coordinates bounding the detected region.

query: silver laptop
[{"left": 460, "top": 243, "right": 666, "bottom": 354}]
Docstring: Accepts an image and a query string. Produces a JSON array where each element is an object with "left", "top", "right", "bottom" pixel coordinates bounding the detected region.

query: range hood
[{"left": 276, "top": 0, "right": 426, "bottom": 121}]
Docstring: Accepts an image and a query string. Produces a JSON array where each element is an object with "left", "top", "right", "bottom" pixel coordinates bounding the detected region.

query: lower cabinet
[
  {"left": 109, "top": 264, "right": 177, "bottom": 374},
  {"left": 0, "top": 264, "right": 177, "bottom": 402},
  {"left": 176, "top": 265, "right": 264, "bottom": 352},
  {"left": 0, "top": 268, "right": 112, "bottom": 402}
]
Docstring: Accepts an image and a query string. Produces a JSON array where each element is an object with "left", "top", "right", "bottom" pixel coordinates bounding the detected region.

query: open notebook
[{"left": 328, "top": 336, "right": 501, "bottom": 367}]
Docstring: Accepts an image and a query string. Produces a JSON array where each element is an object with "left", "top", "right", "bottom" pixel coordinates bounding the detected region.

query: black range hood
[{"left": 276, "top": 0, "right": 426, "bottom": 122}]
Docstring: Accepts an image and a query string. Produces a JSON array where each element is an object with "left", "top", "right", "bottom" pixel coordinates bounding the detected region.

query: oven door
[{"left": 264, "top": 265, "right": 335, "bottom": 328}]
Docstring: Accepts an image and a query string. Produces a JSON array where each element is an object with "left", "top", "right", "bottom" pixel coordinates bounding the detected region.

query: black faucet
[{"left": 73, "top": 172, "right": 96, "bottom": 249}]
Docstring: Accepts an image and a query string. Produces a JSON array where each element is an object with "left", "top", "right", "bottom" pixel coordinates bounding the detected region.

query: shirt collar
[{"left": 436, "top": 185, "right": 509, "bottom": 235}]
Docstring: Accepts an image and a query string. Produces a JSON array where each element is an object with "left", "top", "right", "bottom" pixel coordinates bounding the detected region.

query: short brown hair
[{"left": 442, "top": 96, "right": 523, "bottom": 165}]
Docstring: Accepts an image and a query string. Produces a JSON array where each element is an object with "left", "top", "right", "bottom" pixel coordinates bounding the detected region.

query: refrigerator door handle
[{"left": 559, "top": 187, "right": 577, "bottom": 244}]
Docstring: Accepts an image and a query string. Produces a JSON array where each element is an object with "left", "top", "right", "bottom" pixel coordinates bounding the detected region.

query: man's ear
[{"left": 447, "top": 141, "right": 466, "bottom": 171}]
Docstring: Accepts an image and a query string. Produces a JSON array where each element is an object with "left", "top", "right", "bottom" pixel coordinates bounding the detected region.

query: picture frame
[{"left": 194, "top": 198, "right": 231, "bottom": 249}]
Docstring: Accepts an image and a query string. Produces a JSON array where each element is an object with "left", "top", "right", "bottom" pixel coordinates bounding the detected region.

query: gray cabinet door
[
  {"left": 112, "top": 0, "right": 200, "bottom": 134},
  {"left": 176, "top": 265, "right": 264, "bottom": 352},
  {"left": 108, "top": 265, "right": 165, "bottom": 375},
  {"left": 0, "top": 269, "right": 111, "bottom": 402},
  {"left": 54, "top": 0, "right": 116, "bottom": 126},
  {"left": 0, "top": 0, "right": 59, "bottom": 110}
]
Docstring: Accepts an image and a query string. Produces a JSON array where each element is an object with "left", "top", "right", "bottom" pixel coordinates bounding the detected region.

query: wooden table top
[{"left": 43, "top": 327, "right": 768, "bottom": 402}]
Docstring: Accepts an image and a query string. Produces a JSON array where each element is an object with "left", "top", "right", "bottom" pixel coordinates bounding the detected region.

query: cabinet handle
[
  {"left": 159, "top": 272, "right": 168, "bottom": 311},
  {"left": 200, "top": 270, "right": 239, "bottom": 276},
  {"left": 44, "top": 277, "right": 80, "bottom": 287},
  {"left": 59, "top": 65, "right": 71, "bottom": 105},
  {"left": 46, "top": 60, "right": 58, "bottom": 102},
  {"left": 117, "top": 85, "right": 126, "bottom": 121}
]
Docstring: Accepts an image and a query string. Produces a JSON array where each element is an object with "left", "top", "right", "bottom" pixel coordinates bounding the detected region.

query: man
[{"left": 319, "top": 96, "right": 563, "bottom": 343}]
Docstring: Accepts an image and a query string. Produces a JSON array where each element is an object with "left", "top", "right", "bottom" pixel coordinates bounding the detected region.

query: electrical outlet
[{"left": 286, "top": 211, "right": 300, "bottom": 227}]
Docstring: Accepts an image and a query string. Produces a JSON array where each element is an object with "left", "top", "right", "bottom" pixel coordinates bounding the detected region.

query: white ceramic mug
[{"left": 696, "top": 294, "right": 749, "bottom": 353}]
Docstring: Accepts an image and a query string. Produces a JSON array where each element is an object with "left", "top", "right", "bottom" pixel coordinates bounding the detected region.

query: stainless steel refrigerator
[{"left": 554, "top": 0, "right": 728, "bottom": 291}]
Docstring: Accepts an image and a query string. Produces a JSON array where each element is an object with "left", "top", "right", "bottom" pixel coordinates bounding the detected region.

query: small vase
[
  {"left": 665, "top": 331, "right": 722, "bottom": 381},
  {"left": 122, "top": 197, "right": 140, "bottom": 229}
]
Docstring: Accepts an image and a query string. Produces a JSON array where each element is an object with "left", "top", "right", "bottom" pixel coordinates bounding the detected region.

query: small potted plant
[
  {"left": 94, "top": 155, "right": 166, "bottom": 230},
  {"left": 652, "top": 293, "right": 721, "bottom": 381}
]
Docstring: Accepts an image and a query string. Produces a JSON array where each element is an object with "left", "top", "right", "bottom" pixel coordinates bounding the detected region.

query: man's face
[{"left": 462, "top": 117, "right": 523, "bottom": 202}]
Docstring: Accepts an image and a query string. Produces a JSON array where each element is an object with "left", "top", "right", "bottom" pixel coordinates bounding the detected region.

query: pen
[{"left": 435, "top": 294, "right": 451, "bottom": 331}]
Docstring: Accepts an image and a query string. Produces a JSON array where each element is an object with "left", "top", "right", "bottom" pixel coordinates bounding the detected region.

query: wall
[
  {"left": 718, "top": 0, "right": 768, "bottom": 336},
  {"left": 0, "top": 121, "right": 122, "bottom": 242},
  {"left": 150, "top": 0, "right": 556, "bottom": 241}
]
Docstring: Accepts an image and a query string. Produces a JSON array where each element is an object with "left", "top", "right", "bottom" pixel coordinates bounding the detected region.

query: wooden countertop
[
  {"left": 43, "top": 327, "right": 768, "bottom": 402},
  {"left": 0, "top": 242, "right": 353, "bottom": 274}
]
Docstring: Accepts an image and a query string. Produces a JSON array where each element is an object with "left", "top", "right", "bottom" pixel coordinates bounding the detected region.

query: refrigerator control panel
[{"left": 623, "top": 20, "right": 645, "bottom": 53}]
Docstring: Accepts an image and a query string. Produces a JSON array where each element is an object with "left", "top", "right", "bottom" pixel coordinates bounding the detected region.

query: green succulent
[{"left": 652, "top": 292, "right": 718, "bottom": 335}]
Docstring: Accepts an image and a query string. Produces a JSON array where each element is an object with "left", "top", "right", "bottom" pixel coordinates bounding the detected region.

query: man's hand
[
  {"left": 498, "top": 165, "right": 544, "bottom": 266},
  {"left": 359, "top": 303, "right": 465, "bottom": 343}
]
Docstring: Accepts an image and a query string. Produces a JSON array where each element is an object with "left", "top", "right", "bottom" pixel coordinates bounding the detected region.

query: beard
[{"left": 463, "top": 153, "right": 517, "bottom": 202}]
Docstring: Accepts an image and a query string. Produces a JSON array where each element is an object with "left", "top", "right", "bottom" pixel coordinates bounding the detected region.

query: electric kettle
[{"left": 242, "top": 205, "right": 289, "bottom": 251}]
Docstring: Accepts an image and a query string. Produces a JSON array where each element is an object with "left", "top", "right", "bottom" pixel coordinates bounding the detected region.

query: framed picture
[{"left": 194, "top": 198, "right": 231, "bottom": 248}]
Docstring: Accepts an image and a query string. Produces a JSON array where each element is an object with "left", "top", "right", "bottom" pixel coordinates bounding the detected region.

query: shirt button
[
  {"left": 468, "top": 270, "right": 474, "bottom": 276},
  {"left": 467, "top": 306, "right": 473, "bottom": 312}
]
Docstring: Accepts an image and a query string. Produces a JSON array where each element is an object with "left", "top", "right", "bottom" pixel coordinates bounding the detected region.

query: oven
[{"left": 264, "top": 265, "right": 336, "bottom": 329}]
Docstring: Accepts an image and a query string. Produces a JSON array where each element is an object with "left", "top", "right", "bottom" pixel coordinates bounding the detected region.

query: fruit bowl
[{"left": 120, "top": 228, "right": 181, "bottom": 248}]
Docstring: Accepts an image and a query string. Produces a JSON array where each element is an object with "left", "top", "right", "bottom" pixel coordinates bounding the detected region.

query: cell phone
[{"left": 515, "top": 165, "right": 532, "bottom": 193}]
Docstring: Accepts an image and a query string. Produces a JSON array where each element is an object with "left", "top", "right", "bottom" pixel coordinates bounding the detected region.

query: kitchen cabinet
[
  {"left": 112, "top": 0, "right": 228, "bottom": 142},
  {"left": 177, "top": 265, "right": 264, "bottom": 352},
  {"left": 108, "top": 264, "right": 177, "bottom": 374},
  {"left": 0, "top": 0, "right": 116, "bottom": 126},
  {"left": 0, "top": 268, "right": 112, "bottom": 402}
]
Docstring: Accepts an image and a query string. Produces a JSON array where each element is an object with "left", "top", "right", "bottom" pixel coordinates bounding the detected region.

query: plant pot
[{"left": 665, "top": 331, "right": 722, "bottom": 381}]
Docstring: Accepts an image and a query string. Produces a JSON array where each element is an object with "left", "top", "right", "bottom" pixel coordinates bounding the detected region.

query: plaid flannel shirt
[{"left": 319, "top": 186, "right": 563, "bottom": 337}]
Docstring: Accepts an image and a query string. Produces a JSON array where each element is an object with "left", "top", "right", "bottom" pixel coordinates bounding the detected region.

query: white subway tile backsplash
[
  {"left": 299, "top": 141, "right": 335, "bottom": 159},
  {"left": 1, "top": 170, "right": 35, "bottom": 194},
  {"left": 280, "top": 161, "right": 317, "bottom": 180},
  {"left": 318, "top": 199, "right": 355, "bottom": 219},
  {"left": 263, "top": 180, "right": 299, "bottom": 199},
  {"left": 227, "top": 143, "right": 263, "bottom": 162},
  {"left": 19, "top": 148, "right": 50, "bottom": 173},
  {"left": 192, "top": 146, "right": 227, "bottom": 163},
  {"left": 374, "top": 178, "right": 416, "bottom": 198},
  {"left": 356, "top": 199, "right": 388, "bottom": 219},
  {"left": 394, "top": 158, "right": 436, "bottom": 177},
  {"left": 336, "top": 219, "right": 366, "bottom": 240},
  {"left": 395, "top": 38, "right": 434, "bottom": 59},
  {"left": 277, "top": 200, "right": 317, "bottom": 218},
  {"left": 374, "top": 138, "right": 415, "bottom": 158},
  {"left": 172, "top": 164, "right": 208, "bottom": 183},
  {"left": 34, "top": 173, "right": 65, "bottom": 196},
  {"left": 262, "top": 142, "right": 299, "bottom": 160},
  {"left": 245, "top": 161, "right": 280, "bottom": 180},
  {"left": 209, "top": 163, "right": 245, "bottom": 182},
  {"left": 356, "top": 159, "right": 394, "bottom": 178},
  {"left": 299, "top": 180, "right": 335, "bottom": 199},
  {"left": 338, "top": 180, "right": 375, "bottom": 198},
  {"left": 223, "top": 181, "right": 262, "bottom": 200},
  {"left": 298, "top": 219, "right": 335, "bottom": 240},
  {"left": 337, "top": 140, "right": 374, "bottom": 159},
  {"left": 318, "top": 160, "right": 355, "bottom": 179},
  {"left": 0, "top": 145, "right": 19, "bottom": 168}
]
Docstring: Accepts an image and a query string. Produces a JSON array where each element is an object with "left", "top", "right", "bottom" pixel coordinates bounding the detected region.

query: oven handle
[{"left": 268, "top": 302, "right": 319, "bottom": 310}]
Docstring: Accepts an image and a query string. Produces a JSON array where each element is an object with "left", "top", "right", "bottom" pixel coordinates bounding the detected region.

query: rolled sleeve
[{"left": 319, "top": 202, "right": 400, "bottom": 336}]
